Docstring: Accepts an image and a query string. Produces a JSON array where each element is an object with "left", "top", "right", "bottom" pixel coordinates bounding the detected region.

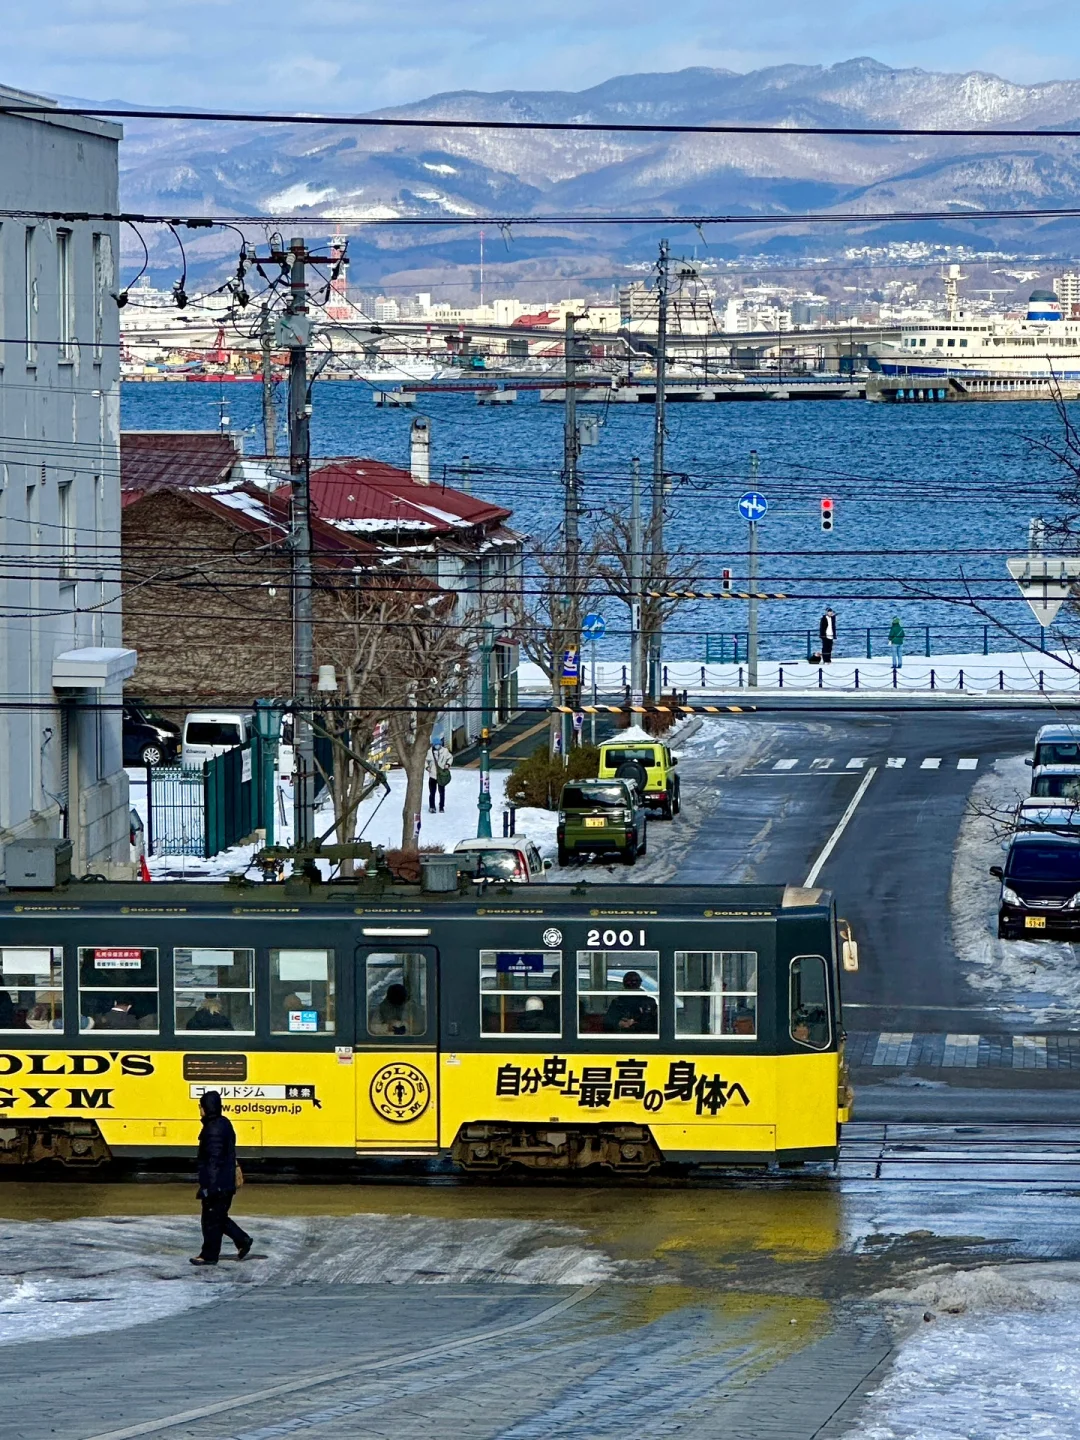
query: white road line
[
  {"left": 84, "top": 1285, "right": 601, "bottom": 1440},
  {"left": 957, "top": 757, "right": 979, "bottom": 770},
  {"left": 804, "top": 766, "right": 878, "bottom": 888},
  {"left": 773, "top": 758, "right": 798, "bottom": 770},
  {"left": 846, "top": 757, "right": 867, "bottom": 770},
  {"left": 921, "top": 757, "right": 942, "bottom": 770},
  {"left": 886, "top": 757, "right": 906, "bottom": 769},
  {"left": 809, "top": 758, "right": 834, "bottom": 771}
]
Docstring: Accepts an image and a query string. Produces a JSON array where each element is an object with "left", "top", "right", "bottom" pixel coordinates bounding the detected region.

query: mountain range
[{"left": 110, "top": 58, "right": 1080, "bottom": 289}]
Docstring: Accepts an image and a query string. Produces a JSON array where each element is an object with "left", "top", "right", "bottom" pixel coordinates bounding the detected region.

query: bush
[
  {"left": 382, "top": 844, "right": 445, "bottom": 883},
  {"left": 505, "top": 743, "right": 600, "bottom": 811}
]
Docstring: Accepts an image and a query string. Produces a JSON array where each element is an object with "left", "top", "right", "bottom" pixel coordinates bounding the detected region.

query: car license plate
[
  {"left": 584, "top": 817, "right": 606, "bottom": 828},
  {"left": 1025, "top": 916, "right": 1047, "bottom": 929}
]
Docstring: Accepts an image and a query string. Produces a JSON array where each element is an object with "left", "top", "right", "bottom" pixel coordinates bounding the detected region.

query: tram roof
[{"left": 0, "top": 879, "right": 833, "bottom": 914}]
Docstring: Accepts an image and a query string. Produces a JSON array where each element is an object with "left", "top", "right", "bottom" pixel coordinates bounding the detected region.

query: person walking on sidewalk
[
  {"left": 190, "top": 1090, "right": 253, "bottom": 1266},
  {"left": 889, "top": 616, "right": 905, "bottom": 670},
  {"left": 426, "top": 735, "right": 454, "bottom": 813},
  {"left": 819, "top": 608, "right": 837, "bottom": 664}
]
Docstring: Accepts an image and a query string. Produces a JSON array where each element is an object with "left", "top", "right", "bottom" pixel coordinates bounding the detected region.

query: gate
[{"left": 147, "top": 766, "right": 206, "bottom": 858}]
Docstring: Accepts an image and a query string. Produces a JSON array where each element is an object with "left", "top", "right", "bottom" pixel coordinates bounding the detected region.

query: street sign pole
[{"left": 740, "top": 456, "right": 765, "bottom": 689}]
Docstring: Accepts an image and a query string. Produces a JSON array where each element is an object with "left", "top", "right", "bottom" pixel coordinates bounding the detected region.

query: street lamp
[{"left": 252, "top": 699, "right": 284, "bottom": 847}]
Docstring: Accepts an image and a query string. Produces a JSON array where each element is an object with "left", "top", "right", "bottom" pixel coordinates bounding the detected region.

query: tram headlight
[{"left": 1001, "top": 885, "right": 1024, "bottom": 907}]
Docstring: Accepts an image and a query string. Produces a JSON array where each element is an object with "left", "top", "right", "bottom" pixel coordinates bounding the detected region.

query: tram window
[
  {"left": 78, "top": 948, "right": 159, "bottom": 1032},
  {"left": 366, "top": 952, "right": 427, "bottom": 1037},
  {"left": 174, "top": 948, "right": 254, "bottom": 1034},
  {"left": 480, "top": 949, "right": 561, "bottom": 1036},
  {"left": 0, "top": 947, "right": 63, "bottom": 1032},
  {"left": 270, "top": 949, "right": 335, "bottom": 1034},
  {"left": 674, "top": 950, "right": 757, "bottom": 1038},
  {"left": 577, "top": 951, "right": 659, "bottom": 1038},
  {"left": 790, "top": 955, "right": 831, "bottom": 1051}
]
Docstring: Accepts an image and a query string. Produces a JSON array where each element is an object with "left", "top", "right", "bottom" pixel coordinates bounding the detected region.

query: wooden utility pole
[
  {"left": 648, "top": 239, "right": 669, "bottom": 701},
  {"left": 260, "top": 302, "right": 276, "bottom": 457}
]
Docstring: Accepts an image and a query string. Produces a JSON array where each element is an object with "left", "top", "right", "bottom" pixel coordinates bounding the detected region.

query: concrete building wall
[{"left": 0, "top": 85, "right": 128, "bottom": 877}]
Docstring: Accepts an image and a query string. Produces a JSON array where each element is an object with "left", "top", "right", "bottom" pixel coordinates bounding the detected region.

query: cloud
[{"left": 2, "top": 0, "right": 1079, "bottom": 109}]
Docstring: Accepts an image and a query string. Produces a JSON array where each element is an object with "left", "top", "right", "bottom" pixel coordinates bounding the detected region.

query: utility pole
[
  {"left": 629, "top": 456, "right": 644, "bottom": 704},
  {"left": 260, "top": 303, "right": 276, "bottom": 457},
  {"left": 560, "top": 310, "right": 582, "bottom": 760},
  {"left": 287, "top": 237, "right": 316, "bottom": 852},
  {"left": 648, "top": 239, "right": 669, "bottom": 701},
  {"left": 748, "top": 450, "right": 760, "bottom": 688}
]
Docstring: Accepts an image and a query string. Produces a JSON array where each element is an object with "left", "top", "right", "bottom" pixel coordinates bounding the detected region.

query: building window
[
  {"left": 174, "top": 947, "right": 254, "bottom": 1033},
  {"left": 674, "top": 950, "right": 757, "bottom": 1038},
  {"left": 480, "top": 949, "right": 561, "bottom": 1036},
  {"left": 270, "top": 948, "right": 335, "bottom": 1033},
  {"left": 92, "top": 233, "right": 112, "bottom": 361},
  {"left": 366, "top": 952, "right": 427, "bottom": 1037},
  {"left": 790, "top": 955, "right": 831, "bottom": 1050},
  {"left": 24, "top": 226, "right": 37, "bottom": 366},
  {"left": 577, "top": 950, "right": 659, "bottom": 1038},
  {"left": 78, "top": 947, "right": 159, "bottom": 1031},
  {"left": 58, "top": 480, "right": 75, "bottom": 581},
  {"left": 0, "top": 947, "right": 63, "bottom": 1031},
  {"left": 57, "top": 229, "right": 74, "bottom": 362}
]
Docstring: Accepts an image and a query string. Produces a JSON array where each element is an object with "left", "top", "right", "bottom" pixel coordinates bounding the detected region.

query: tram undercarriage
[{"left": 451, "top": 1122, "right": 664, "bottom": 1173}]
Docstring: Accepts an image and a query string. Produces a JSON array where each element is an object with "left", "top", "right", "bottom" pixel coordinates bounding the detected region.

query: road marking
[
  {"left": 872, "top": 1032, "right": 914, "bottom": 1067},
  {"left": 943, "top": 1033, "right": 980, "bottom": 1068},
  {"left": 886, "top": 757, "right": 906, "bottom": 768},
  {"left": 920, "top": 757, "right": 941, "bottom": 769},
  {"left": 809, "top": 757, "right": 834, "bottom": 771},
  {"left": 957, "top": 757, "right": 979, "bottom": 770},
  {"left": 83, "top": 1284, "right": 601, "bottom": 1439},
  {"left": 804, "top": 765, "right": 878, "bottom": 888},
  {"left": 773, "top": 758, "right": 798, "bottom": 770},
  {"left": 845, "top": 757, "right": 867, "bottom": 769}
]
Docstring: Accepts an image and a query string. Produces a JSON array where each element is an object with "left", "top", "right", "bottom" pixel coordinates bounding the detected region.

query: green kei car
[{"left": 556, "top": 778, "right": 648, "bottom": 867}]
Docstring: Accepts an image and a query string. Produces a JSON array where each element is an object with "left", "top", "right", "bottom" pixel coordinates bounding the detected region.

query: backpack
[{"left": 434, "top": 749, "right": 451, "bottom": 786}]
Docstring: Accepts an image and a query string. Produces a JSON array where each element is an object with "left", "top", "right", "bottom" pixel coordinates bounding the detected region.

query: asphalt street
[{"left": 675, "top": 706, "right": 1047, "bottom": 1033}]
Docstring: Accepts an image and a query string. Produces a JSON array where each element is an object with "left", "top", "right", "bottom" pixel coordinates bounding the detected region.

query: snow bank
[
  {"left": 950, "top": 755, "right": 1080, "bottom": 1027},
  {"left": 855, "top": 1264, "right": 1080, "bottom": 1440}
]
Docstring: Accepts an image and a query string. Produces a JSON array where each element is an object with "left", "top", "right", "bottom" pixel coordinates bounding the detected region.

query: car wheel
[
  {"left": 673, "top": 786, "right": 681, "bottom": 816},
  {"left": 558, "top": 845, "right": 570, "bottom": 867},
  {"left": 640, "top": 828, "right": 648, "bottom": 856},
  {"left": 139, "top": 743, "right": 164, "bottom": 767},
  {"left": 622, "top": 848, "right": 637, "bottom": 866},
  {"left": 661, "top": 797, "right": 674, "bottom": 820}
]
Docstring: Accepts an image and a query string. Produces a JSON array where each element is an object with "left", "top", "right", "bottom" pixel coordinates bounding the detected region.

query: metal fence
[
  {"left": 147, "top": 766, "right": 206, "bottom": 858},
  {"left": 703, "top": 623, "right": 1073, "bottom": 663}
]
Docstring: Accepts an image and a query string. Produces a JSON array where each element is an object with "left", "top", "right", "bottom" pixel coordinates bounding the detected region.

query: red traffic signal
[
  {"left": 820, "top": 497, "right": 835, "bottom": 533},
  {"left": 721, "top": 567, "right": 732, "bottom": 592}
]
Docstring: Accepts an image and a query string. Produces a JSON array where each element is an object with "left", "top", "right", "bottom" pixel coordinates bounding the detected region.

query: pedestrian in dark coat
[
  {"left": 190, "top": 1090, "right": 253, "bottom": 1266},
  {"left": 819, "top": 608, "right": 837, "bottom": 664}
]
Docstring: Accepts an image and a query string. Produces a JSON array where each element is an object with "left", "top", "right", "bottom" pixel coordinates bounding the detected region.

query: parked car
[
  {"left": 1029, "top": 765, "right": 1080, "bottom": 801},
  {"left": 1028, "top": 724, "right": 1080, "bottom": 771},
  {"left": 1014, "top": 799, "right": 1080, "bottom": 833},
  {"left": 122, "top": 702, "right": 180, "bottom": 767},
  {"left": 557, "top": 778, "right": 647, "bottom": 866},
  {"left": 180, "top": 711, "right": 252, "bottom": 769},
  {"left": 993, "top": 832, "right": 1080, "bottom": 939},
  {"left": 453, "top": 836, "right": 552, "bottom": 883},
  {"left": 597, "top": 736, "right": 680, "bottom": 819}
]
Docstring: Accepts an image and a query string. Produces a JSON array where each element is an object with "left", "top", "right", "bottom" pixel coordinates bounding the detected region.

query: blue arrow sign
[
  {"left": 582, "top": 612, "right": 606, "bottom": 641},
  {"left": 738, "top": 491, "right": 769, "bottom": 522}
]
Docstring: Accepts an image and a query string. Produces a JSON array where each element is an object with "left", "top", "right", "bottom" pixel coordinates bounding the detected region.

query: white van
[
  {"left": 181, "top": 711, "right": 252, "bottom": 769},
  {"left": 453, "top": 836, "right": 551, "bottom": 883}
]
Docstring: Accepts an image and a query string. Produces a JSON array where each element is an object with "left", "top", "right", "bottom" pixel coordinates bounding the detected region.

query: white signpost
[{"left": 1006, "top": 555, "right": 1080, "bottom": 628}]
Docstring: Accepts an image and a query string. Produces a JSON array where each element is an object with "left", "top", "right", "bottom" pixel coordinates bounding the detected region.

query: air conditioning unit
[{"left": 4, "top": 838, "right": 72, "bottom": 889}]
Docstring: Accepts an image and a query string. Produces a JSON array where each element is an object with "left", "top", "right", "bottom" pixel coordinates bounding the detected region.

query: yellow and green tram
[{"left": 0, "top": 877, "right": 854, "bottom": 1172}]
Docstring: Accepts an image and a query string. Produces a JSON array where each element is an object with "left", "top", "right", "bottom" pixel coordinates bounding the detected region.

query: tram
[{"left": 0, "top": 876, "right": 855, "bottom": 1172}]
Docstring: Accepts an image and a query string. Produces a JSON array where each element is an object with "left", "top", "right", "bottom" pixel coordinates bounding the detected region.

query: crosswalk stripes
[
  {"left": 920, "top": 757, "right": 942, "bottom": 769},
  {"left": 751, "top": 754, "right": 986, "bottom": 774},
  {"left": 957, "top": 757, "right": 979, "bottom": 770},
  {"left": 845, "top": 757, "right": 867, "bottom": 770},
  {"left": 886, "top": 757, "right": 906, "bottom": 768},
  {"left": 772, "top": 758, "right": 798, "bottom": 770},
  {"left": 809, "top": 758, "right": 833, "bottom": 771},
  {"left": 849, "top": 1031, "right": 1080, "bottom": 1071}
]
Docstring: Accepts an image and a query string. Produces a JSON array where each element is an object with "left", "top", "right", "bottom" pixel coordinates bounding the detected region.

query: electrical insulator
[{"left": 820, "top": 497, "right": 835, "bottom": 533}]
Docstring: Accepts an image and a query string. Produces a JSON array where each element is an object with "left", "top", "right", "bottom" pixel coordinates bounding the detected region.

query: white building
[
  {"left": 1055, "top": 272, "right": 1080, "bottom": 317},
  {"left": 0, "top": 85, "right": 135, "bottom": 880}
]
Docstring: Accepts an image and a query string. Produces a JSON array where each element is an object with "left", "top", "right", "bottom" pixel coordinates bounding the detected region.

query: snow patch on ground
[
  {"left": 854, "top": 1264, "right": 1080, "bottom": 1439},
  {"left": 950, "top": 754, "right": 1080, "bottom": 1028}
]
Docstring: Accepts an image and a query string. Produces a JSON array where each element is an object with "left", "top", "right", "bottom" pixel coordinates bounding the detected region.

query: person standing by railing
[
  {"left": 889, "top": 616, "right": 905, "bottom": 671},
  {"left": 819, "top": 608, "right": 837, "bottom": 664}
]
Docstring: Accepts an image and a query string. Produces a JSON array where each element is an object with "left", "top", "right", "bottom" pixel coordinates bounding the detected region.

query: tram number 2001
[{"left": 586, "top": 928, "right": 647, "bottom": 948}]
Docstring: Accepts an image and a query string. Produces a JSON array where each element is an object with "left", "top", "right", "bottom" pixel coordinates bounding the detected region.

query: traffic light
[
  {"left": 820, "top": 497, "right": 835, "bottom": 533},
  {"left": 721, "top": 568, "right": 732, "bottom": 593}
]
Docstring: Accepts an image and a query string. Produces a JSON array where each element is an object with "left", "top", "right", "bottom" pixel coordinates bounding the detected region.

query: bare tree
[{"left": 512, "top": 531, "right": 601, "bottom": 745}]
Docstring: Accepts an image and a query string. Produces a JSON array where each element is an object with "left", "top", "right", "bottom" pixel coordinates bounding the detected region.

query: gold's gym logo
[{"left": 370, "top": 1062, "right": 431, "bottom": 1124}]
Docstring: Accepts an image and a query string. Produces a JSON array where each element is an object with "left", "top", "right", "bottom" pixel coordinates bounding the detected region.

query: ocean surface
[{"left": 121, "top": 382, "right": 1075, "bottom": 662}]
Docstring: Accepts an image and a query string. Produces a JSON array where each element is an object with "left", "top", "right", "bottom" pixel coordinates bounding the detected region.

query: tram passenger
[
  {"left": 0, "top": 991, "right": 15, "bottom": 1028},
  {"left": 186, "top": 995, "right": 234, "bottom": 1032},
  {"left": 517, "top": 996, "right": 548, "bottom": 1033},
  {"left": 96, "top": 997, "right": 136, "bottom": 1030},
  {"left": 190, "top": 1090, "right": 253, "bottom": 1267},
  {"left": 370, "top": 983, "right": 422, "bottom": 1036},
  {"left": 604, "top": 971, "right": 657, "bottom": 1034}
]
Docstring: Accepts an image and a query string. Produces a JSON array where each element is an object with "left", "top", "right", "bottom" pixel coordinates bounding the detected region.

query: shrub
[
  {"left": 505, "top": 743, "right": 600, "bottom": 811},
  {"left": 382, "top": 844, "right": 445, "bottom": 883}
]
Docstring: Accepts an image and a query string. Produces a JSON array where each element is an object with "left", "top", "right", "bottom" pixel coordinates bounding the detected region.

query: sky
[{"left": 3, "top": 0, "right": 1080, "bottom": 111}]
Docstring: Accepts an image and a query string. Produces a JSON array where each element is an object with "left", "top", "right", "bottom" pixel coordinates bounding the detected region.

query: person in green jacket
[{"left": 888, "top": 617, "right": 905, "bottom": 670}]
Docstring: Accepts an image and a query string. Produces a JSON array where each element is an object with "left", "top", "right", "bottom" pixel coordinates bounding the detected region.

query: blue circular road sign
[
  {"left": 582, "top": 612, "right": 606, "bottom": 641},
  {"left": 738, "top": 491, "right": 769, "bottom": 522}
]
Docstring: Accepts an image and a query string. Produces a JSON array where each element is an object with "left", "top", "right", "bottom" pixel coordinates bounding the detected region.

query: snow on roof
[
  {"left": 607, "top": 725, "right": 656, "bottom": 744},
  {"left": 333, "top": 516, "right": 436, "bottom": 533},
  {"left": 215, "top": 489, "right": 273, "bottom": 524}
]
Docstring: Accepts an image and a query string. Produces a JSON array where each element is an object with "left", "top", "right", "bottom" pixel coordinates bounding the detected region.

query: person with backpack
[
  {"left": 888, "top": 616, "right": 905, "bottom": 670},
  {"left": 426, "top": 736, "right": 454, "bottom": 813}
]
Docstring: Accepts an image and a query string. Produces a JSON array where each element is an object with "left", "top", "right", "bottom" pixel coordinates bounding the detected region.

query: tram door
[{"left": 354, "top": 946, "right": 439, "bottom": 1150}]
